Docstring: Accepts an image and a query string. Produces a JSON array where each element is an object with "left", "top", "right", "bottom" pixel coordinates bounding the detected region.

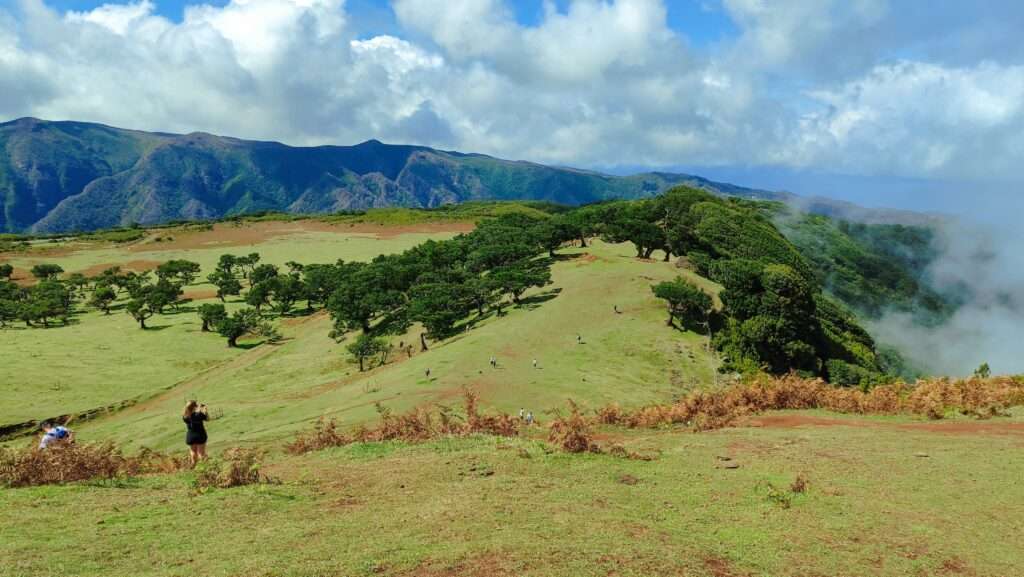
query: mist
[
  {"left": 868, "top": 191, "right": 1024, "bottom": 377},
  {"left": 680, "top": 168, "right": 1024, "bottom": 377}
]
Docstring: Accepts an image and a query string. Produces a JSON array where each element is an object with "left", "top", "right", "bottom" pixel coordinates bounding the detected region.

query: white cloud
[
  {"left": 792, "top": 61, "right": 1024, "bottom": 179},
  {"left": 1, "top": 0, "right": 1024, "bottom": 183}
]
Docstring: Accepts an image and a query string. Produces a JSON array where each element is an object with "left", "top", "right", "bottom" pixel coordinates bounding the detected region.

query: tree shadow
[
  {"left": 516, "top": 288, "right": 562, "bottom": 310},
  {"left": 141, "top": 324, "right": 173, "bottom": 331},
  {"left": 551, "top": 252, "right": 587, "bottom": 262}
]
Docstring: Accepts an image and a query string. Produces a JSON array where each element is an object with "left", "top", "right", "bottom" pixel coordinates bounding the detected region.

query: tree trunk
[
  {"left": 663, "top": 251, "right": 671, "bottom": 262},
  {"left": 420, "top": 332, "right": 429, "bottom": 351},
  {"left": 228, "top": 335, "right": 237, "bottom": 348},
  {"left": 579, "top": 235, "right": 587, "bottom": 248},
  {"left": 201, "top": 320, "right": 210, "bottom": 332},
  {"left": 636, "top": 246, "right": 644, "bottom": 257},
  {"left": 139, "top": 317, "right": 146, "bottom": 329},
  {"left": 218, "top": 294, "right": 225, "bottom": 303},
  {"left": 549, "top": 249, "right": 556, "bottom": 258},
  {"left": 358, "top": 357, "right": 365, "bottom": 372}
]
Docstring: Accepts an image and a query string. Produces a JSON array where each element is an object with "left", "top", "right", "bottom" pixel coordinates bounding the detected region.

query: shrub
[
  {"left": 192, "top": 448, "right": 267, "bottom": 490},
  {"left": 285, "top": 389, "right": 519, "bottom": 455},
  {"left": 548, "top": 400, "right": 600, "bottom": 453},
  {"left": 0, "top": 444, "right": 186, "bottom": 488},
  {"left": 284, "top": 418, "right": 352, "bottom": 455},
  {"left": 591, "top": 375, "right": 1024, "bottom": 433}
]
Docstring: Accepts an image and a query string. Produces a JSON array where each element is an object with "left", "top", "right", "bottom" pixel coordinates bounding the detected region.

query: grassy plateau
[{"left": 2, "top": 216, "right": 1023, "bottom": 577}]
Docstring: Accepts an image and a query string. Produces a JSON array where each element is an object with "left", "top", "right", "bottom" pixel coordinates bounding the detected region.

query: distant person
[
  {"left": 183, "top": 400, "right": 209, "bottom": 467},
  {"left": 613, "top": 305, "right": 620, "bottom": 314},
  {"left": 532, "top": 359, "right": 538, "bottom": 369},
  {"left": 425, "top": 368, "right": 431, "bottom": 379},
  {"left": 525, "top": 411, "right": 534, "bottom": 425},
  {"left": 38, "top": 422, "right": 74, "bottom": 450},
  {"left": 518, "top": 408, "right": 525, "bottom": 420},
  {"left": 576, "top": 334, "right": 582, "bottom": 344},
  {"left": 490, "top": 356, "right": 497, "bottom": 369}
]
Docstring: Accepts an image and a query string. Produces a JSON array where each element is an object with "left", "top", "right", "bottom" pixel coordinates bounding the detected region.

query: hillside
[
  {"left": 1, "top": 118, "right": 935, "bottom": 235},
  {"left": 1, "top": 228, "right": 719, "bottom": 445},
  {"left": 0, "top": 188, "right": 902, "bottom": 439},
  {"left": 0, "top": 118, "right": 763, "bottom": 233},
  {"left": 3, "top": 201, "right": 1023, "bottom": 577}
]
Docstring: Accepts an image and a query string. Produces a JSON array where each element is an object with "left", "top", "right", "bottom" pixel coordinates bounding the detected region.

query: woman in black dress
[{"left": 183, "top": 400, "right": 209, "bottom": 466}]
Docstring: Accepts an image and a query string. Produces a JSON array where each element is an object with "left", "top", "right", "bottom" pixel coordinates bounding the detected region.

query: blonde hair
[{"left": 183, "top": 400, "right": 198, "bottom": 418}]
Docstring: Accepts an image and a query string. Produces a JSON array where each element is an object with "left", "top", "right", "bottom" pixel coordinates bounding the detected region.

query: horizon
[
  {"left": 4, "top": 1, "right": 1024, "bottom": 220},
  {"left": 0, "top": 114, "right": 995, "bottom": 221}
]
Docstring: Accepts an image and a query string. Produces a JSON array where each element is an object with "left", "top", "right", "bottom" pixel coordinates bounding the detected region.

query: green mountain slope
[{"left": 0, "top": 117, "right": 811, "bottom": 234}]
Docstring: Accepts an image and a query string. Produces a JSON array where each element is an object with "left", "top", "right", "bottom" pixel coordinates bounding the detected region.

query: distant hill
[{"left": 0, "top": 117, "right": 926, "bottom": 233}]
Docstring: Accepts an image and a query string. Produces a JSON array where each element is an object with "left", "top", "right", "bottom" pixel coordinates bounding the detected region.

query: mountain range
[{"left": 0, "top": 118, "right": 929, "bottom": 234}]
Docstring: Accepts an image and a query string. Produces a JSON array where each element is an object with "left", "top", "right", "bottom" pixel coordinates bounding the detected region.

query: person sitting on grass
[
  {"left": 183, "top": 400, "right": 210, "bottom": 467},
  {"left": 38, "top": 422, "right": 74, "bottom": 450}
]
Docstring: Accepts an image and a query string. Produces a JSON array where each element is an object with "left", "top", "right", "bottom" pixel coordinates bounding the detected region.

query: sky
[{"left": 3, "top": 0, "right": 1024, "bottom": 215}]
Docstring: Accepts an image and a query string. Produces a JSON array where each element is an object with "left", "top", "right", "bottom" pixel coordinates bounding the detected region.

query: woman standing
[{"left": 183, "top": 400, "right": 209, "bottom": 466}]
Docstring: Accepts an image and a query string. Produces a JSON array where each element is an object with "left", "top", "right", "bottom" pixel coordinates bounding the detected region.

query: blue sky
[
  {"left": 41, "top": 0, "right": 740, "bottom": 45},
  {"left": 3, "top": 0, "right": 1024, "bottom": 217}
]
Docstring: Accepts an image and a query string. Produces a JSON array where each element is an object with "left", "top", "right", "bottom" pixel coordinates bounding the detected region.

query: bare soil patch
[
  {"left": 9, "top": 267, "right": 34, "bottom": 286},
  {"left": 127, "top": 220, "right": 475, "bottom": 253},
  {"left": 183, "top": 289, "right": 219, "bottom": 301},
  {"left": 394, "top": 553, "right": 518, "bottom": 577},
  {"left": 78, "top": 259, "right": 162, "bottom": 277},
  {"left": 703, "top": 555, "right": 750, "bottom": 577}
]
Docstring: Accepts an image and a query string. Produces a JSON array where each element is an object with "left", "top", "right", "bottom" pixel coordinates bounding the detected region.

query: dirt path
[
  {"left": 742, "top": 413, "right": 1024, "bottom": 436},
  {"left": 105, "top": 309, "right": 329, "bottom": 420}
]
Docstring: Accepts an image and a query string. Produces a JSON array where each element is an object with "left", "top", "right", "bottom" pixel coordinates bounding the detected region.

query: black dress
[{"left": 184, "top": 412, "right": 208, "bottom": 446}]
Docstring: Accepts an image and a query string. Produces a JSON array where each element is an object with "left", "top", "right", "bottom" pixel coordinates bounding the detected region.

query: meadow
[
  {"left": 3, "top": 418, "right": 1023, "bottom": 577},
  {"left": 2, "top": 219, "right": 717, "bottom": 448},
  {"left": 3, "top": 216, "right": 1024, "bottom": 577}
]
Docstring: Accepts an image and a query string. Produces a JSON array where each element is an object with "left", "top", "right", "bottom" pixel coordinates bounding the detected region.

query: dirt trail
[
  {"left": 742, "top": 414, "right": 1024, "bottom": 436},
  {"left": 107, "top": 309, "right": 329, "bottom": 420}
]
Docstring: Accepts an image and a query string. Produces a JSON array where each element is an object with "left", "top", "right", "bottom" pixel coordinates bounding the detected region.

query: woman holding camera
[{"left": 183, "top": 400, "right": 210, "bottom": 466}]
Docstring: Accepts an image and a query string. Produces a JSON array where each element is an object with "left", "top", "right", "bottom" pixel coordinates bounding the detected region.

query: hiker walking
[
  {"left": 490, "top": 356, "right": 497, "bottom": 368},
  {"left": 532, "top": 358, "right": 538, "bottom": 369},
  {"left": 38, "top": 422, "right": 74, "bottom": 450},
  {"left": 183, "top": 400, "right": 209, "bottom": 467},
  {"left": 525, "top": 411, "right": 534, "bottom": 425},
  {"left": 518, "top": 408, "right": 525, "bottom": 420},
  {"left": 425, "top": 367, "right": 432, "bottom": 379},
  {"left": 576, "top": 334, "right": 582, "bottom": 344},
  {"left": 613, "top": 305, "right": 620, "bottom": 314}
]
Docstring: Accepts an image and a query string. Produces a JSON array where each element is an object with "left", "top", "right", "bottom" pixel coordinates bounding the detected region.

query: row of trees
[
  {"left": 617, "top": 187, "right": 885, "bottom": 386},
  {"left": 4, "top": 186, "right": 888, "bottom": 385}
]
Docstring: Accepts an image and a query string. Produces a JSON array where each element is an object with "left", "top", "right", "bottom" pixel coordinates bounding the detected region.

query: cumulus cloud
[
  {"left": 788, "top": 61, "right": 1024, "bottom": 179},
  {"left": 1, "top": 0, "right": 1024, "bottom": 181}
]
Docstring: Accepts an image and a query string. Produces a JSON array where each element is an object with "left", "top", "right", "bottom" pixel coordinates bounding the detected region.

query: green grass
[
  {"left": 0, "top": 222, "right": 464, "bottom": 426},
  {"left": 51, "top": 239, "right": 720, "bottom": 452},
  {"left": 4, "top": 218, "right": 1024, "bottom": 576},
  {"left": 3, "top": 216, "right": 719, "bottom": 451},
  {"left": 0, "top": 307, "right": 235, "bottom": 425},
  {"left": 2, "top": 421, "right": 1022, "bottom": 576}
]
